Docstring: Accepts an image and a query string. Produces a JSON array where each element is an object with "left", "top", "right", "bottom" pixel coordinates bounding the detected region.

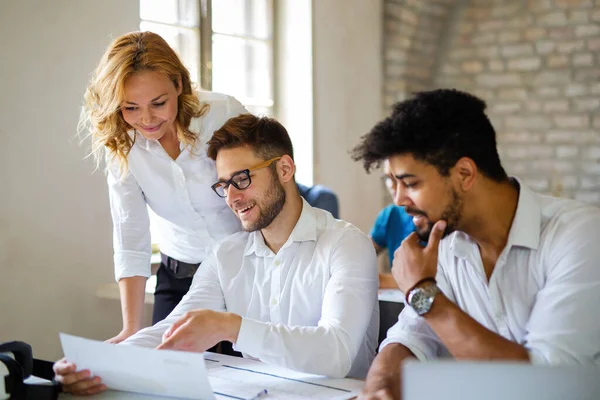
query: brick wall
[
  {"left": 383, "top": 0, "right": 600, "bottom": 205},
  {"left": 383, "top": 0, "right": 456, "bottom": 110}
]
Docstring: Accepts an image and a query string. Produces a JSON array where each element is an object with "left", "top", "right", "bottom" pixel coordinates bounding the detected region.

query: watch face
[{"left": 408, "top": 284, "right": 438, "bottom": 315}]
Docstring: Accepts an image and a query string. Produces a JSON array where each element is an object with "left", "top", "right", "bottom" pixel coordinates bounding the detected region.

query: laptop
[{"left": 403, "top": 360, "right": 600, "bottom": 400}]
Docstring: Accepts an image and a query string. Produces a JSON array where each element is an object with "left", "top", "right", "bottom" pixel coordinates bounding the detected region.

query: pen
[{"left": 248, "top": 389, "right": 268, "bottom": 400}]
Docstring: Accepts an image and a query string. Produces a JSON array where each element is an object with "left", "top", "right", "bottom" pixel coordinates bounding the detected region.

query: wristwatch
[{"left": 407, "top": 280, "right": 440, "bottom": 316}]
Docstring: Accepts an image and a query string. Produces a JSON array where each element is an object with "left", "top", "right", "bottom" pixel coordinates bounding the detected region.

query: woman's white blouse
[{"left": 107, "top": 91, "right": 246, "bottom": 281}]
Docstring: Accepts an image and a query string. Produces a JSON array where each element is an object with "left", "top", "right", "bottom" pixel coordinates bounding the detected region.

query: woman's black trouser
[{"left": 153, "top": 254, "right": 241, "bottom": 357}]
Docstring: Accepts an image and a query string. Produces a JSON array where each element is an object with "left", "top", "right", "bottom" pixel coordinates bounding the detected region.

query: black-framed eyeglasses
[{"left": 211, "top": 157, "right": 282, "bottom": 198}]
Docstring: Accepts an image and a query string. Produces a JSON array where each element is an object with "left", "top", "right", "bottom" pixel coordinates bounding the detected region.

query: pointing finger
[
  {"left": 162, "top": 314, "right": 190, "bottom": 342},
  {"left": 426, "top": 220, "right": 447, "bottom": 252},
  {"left": 158, "top": 319, "right": 192, "bottom": 350}
]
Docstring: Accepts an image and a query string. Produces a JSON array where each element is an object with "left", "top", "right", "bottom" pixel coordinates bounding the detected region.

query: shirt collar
[
  {"left": 449, "top": 177, "right": 541, "bottom": 258},
  {"left": 130, "top": 130, "right": 173, "bottom": 154},
  {"left": 505, "top": 178, "right": 541, "bottom": 250},
  {"left": 128, "top": 130, "right": 152, "bottom": 151},
  {"left": 243, "top": 198, "right": 318, "bottom": 257}
]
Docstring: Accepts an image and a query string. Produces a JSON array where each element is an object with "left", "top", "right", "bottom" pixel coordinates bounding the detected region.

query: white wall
[
  {"left": 275, "top": 0, "right": 314, "bottom": 186},
  {"left": 312, "top": 0, "right": 384, "bottom": 232},
  {"left": 0, "top": 0, "right": 141, "bottom": 360}
]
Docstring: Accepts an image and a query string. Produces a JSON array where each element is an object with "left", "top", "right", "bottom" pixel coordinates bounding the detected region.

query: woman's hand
[{"left": 106, "top": 327, "right": 139, "bottom": 344}]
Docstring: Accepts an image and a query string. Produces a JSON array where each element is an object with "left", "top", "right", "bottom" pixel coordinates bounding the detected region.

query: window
[
  {"left": 140, "top": 0, "right": 276, "bottom": 248},
  {"left": 140, "top": 0, "right": 274, "bottom": 116},
  {"left": 140, "top": 0, "right": 201, "bottom": 84}
]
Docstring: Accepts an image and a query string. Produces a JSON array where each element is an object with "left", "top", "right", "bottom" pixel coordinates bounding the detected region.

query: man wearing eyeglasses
[{"left": 54, "top": 114, "right": 379, "bottom": 396}]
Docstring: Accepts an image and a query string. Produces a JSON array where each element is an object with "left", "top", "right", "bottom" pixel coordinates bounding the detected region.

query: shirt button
[
  {"left": 274, "top": 260, "right": 280, "bottom": 266},
  {"left": 271, "top": 298, "right": 278, "bottom": 305}
]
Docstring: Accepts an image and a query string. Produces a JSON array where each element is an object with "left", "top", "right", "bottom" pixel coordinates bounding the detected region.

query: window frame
[
  {"left": 141, "top": 0, "right": 276, "bottom": 115},
  {"left": 140, "top": 0, "right": 277, "bottom": 248}
]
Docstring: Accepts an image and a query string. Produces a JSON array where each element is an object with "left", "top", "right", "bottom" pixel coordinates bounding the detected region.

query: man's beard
[
  {"left": 242, "top": 171, "right": 286, "bottom": 232},
  {"left": 406, "top": 189, "right": 462, "bottom": 243}
]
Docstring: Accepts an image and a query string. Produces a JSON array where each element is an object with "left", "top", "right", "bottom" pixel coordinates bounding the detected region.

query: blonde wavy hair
[{"left": 79, "top": 31, "right": 208, "bottom": 174}]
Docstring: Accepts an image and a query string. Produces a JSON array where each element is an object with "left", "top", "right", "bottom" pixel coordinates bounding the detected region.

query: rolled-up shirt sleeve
[
  {"left": 235, "top": 230, "right": 379, "bottom": 378},
  {"left": 524, "top": 213, "right": 600, "bottom": 365},
  {"left": 107, "top": 163, "right": 152, "bottom": 281}
]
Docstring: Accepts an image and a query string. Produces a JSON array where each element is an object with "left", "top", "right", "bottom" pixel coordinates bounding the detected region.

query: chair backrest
[{"left": 297, "top": 183, "right": 340, "bottom": 218}]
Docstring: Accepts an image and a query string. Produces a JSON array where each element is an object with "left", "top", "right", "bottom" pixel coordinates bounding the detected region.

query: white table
[{"left": 58, "top": 352, "right": 364, "bottom": 399}]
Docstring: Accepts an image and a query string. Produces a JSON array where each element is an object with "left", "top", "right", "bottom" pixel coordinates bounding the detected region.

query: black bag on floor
[{"left": 0, "top": 341, "right": 60, "bottom": 400}]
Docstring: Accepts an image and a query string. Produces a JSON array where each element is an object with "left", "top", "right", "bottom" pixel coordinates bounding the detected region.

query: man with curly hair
[{"left": 352, "top": 89, "right": 600, "bottom": 400}]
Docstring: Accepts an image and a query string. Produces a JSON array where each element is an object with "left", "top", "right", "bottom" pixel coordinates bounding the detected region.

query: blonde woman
[{"left": 82, "top": 31, "right": 244, "bottom": 344}]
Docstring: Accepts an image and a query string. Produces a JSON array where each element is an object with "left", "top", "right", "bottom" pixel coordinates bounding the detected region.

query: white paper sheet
[{"left": 59, "top": 333, "right": 216, "bottom": 400}]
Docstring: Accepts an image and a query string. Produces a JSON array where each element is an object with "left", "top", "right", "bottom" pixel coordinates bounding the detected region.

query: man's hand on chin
[{"left": 156, "top": 309, "right": 242, "bottom": 352}]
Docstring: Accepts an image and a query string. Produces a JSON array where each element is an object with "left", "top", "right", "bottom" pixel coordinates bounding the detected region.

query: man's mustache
[{"left": 404, "top": 206, "right": 428, "bottom": 218}]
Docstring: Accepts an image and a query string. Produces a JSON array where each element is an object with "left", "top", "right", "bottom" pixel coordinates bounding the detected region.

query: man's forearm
[
  {"left": 424, "top": 294, "right": 529, "bottom": 360},
  {"left": 362, "top": 343, "right": 415, "bottom": 398}
]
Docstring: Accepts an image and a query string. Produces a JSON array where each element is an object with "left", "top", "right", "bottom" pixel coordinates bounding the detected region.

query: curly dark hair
[{"left": 352, "top": 89, "right": 508, "bottom": 182}]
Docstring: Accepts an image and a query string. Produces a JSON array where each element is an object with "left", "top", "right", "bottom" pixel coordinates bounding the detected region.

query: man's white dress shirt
[
  {"left": 107, "top": 91, "right": 246, "bottom": 281},
  {"left": 382, "top": 180, "right": 600, "bottom": 365},
  {"left": 124, "top": 200, "right": 380, "bottom": 378}
]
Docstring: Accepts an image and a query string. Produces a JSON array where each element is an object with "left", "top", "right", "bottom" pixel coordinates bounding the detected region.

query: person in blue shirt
[
  {"left": 371, "top": 205, "right": 414, "bottom": 266},
  {"left": 297, "top": 183, "right": 340, "bottom": 219},
  {"left": 370, "top": 162, "right": 415, "bottom": 288}
]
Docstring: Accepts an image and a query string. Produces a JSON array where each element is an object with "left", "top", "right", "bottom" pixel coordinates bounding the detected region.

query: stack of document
[{"left": 60, "top": 334, "right": 363, "bottom": 400}]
